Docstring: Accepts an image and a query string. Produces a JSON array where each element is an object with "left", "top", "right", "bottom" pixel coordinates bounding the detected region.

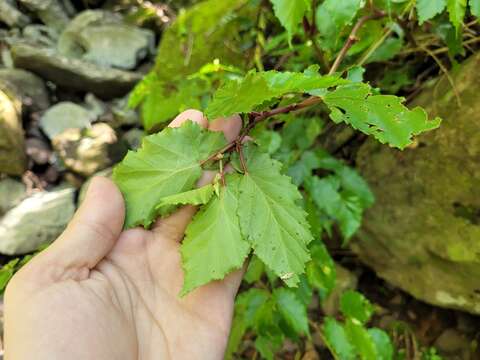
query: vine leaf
[
  {"left": 112, "top": 121, "right": 226, "bottom": 228},
  {"left": 237, "top": 145, "right": 313, "bottom": 287},
  {"left": 156, "top": 184, "right": 214, "bottom": 208},
  {"left": 416, "top": 0, "right": 447, "bottom": 24},
  {"left": 472, "top": 0, "right": 480, "bottom": 17},
  {"left": 180, "top": 174, "right": 250, "bottom": 295},
  {"left": 273, "top": 288, "right": 310, "bottom": 336},
  {"left": 322, "top": 83, "right": 441, "bottom": 149},
  {"left": 447, "top": 0, "right": 467, "bottom": 32},
  {"left": 270, "top": 0, "right": 311, "bottom": 43},
  {"left": 205, "top": 69, "right": 346, "bottom": 119}
]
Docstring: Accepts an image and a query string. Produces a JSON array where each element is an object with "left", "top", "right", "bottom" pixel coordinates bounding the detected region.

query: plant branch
[{"left": 329, "top": 10, "right": 386, "bottom": 74}]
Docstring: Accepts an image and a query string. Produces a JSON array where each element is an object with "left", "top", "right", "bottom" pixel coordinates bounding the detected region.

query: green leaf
[
  {"left": 244, "top": 255, "right": 265, "bottom": 284},
  {"left": 340, "top": 290, "right": 374, "bottom": 324},
  {"left": 156, "top": 184, "right": 214, "bottom": 209},
  {"left": 237, "top": 145, "right": 313, "bottom": 286},
  {"left": 0, "top": 259, "right": 19, "bottom": 292},
  {"left": 316, "top": 0, "right": 363, "bottom": 50},
  {"left": 416, "top": 0, "right": 447, "bottom": 23},
  {"left": 306, "top": 176, "right": 364, "bottom": 240},
  {"left": 270, "top": 0, "right": 311, "bottom": 43},
  {"left": 447, "top": 0, "right": 467, "bottom": 32},
  {"left": 206, "top": 70, "right": 346, "bottom": 119},
  {"left": 336, "top": 166, "right": 375, "bottom": 208},
  {"left": 306, "top": 243, "right": 336, "bottom": 299},
  {"left": 323, "top": 317, "right": 356, "bottom": 360},
  {"left": 345, "top": 319, "right": 378, "bottom": 360},
  {"left": 368, "top": 328, "right": 394, "bottom": 360},
  {"left": 273, "top": 288, "right": 310, "bottom": 336},
  {"left": 470, "top": 0, "right": 480, "bottom": 15},
  {"left": 180, "top": 174, "right": 250, "bottom": 295},
  {"left": 113, "top": 121, "right": 226, "bottom": 228},
  {"left": 322, "top": 83, "right": 441, "bottom": 149}
]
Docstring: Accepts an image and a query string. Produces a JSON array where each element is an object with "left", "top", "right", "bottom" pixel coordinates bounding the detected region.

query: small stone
[
  {"left": 122, "top": 128, "right": 145, "bottom": 150},
  {"left": 0, "top": 68, "right": 49, "bottom": 111},
  {"left": 40, "top": 102, "right": 95, "bottom": 139},
  {"left": 111, "top": 95, "right": 139, "bottom": 127},
  {"left": 0, "top": 177, "right": 26, "bottom": 215},
  {"left": 434, "top": 328, "right": 470, "bottom": 355},
  {"left": 52, "top": 123, "right": 117, "bottom": 177},
  {"left": 0, "top": 186, "right": 75, "bottom": 255},
  {"left": 25, "top": 137, "right": 52, "bottom": 165}
]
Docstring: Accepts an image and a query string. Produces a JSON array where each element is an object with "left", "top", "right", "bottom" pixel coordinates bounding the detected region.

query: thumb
[{"left": 40, "top": 177, "right": 125, "bottom": 273}]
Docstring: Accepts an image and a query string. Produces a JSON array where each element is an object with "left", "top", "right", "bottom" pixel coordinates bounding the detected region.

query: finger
[
  {"left": 208, "top": 114, "right": 242, "bottom": 142},
  {"left": 39, "top": 177, "right": 125, "bottom": 272},
  {"left": 169, "top": 109, "right": 208, "bottom": 129}
]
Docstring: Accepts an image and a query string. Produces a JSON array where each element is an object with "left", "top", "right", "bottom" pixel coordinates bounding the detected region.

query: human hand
[{"left": 4, "top": 110, "right": 244, "bottom": 360}]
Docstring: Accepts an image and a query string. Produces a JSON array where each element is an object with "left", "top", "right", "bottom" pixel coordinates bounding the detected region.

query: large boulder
[
  {"left": 352, "top": 53, "right": 480, "bottom": 314},
  {"left": 10, "top": 44, "right": 142, "bottom": 98}
]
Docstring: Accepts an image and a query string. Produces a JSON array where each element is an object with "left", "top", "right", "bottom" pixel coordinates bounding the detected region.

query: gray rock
[
  {"left": 0, "top": 186, "right": 75, "bottom": 255},
  {"left": 353, "top": 53, "right": 480, "bottom": 314},
  {"left": 18, "top": 0, "right": 70, "bottom": 31},
  {"left": 25, "top": 137, "right": 51, "bottom": 165},
  {"left": 52, "top": 123, "right": 117, "bottom": 177},
  {"left": 58, "top": 10, "right": 155, "bottom": 70},
  {"left": 0, "top": 68, "right": 49, "bottom": 111},
  {"left": 10, "top": 44, "right": 142, "bottom": 99},
  {"left": 0, "top": 89, "right": 26, "bottom": 175},
  {"left": 111, "top": 95, "right": 139, "bottom": 127},
  {"left": 434, "top": 328, "right": 470, "bottom": 355},
  {"left": 0, "top": 1, "right": 31, "bottom": 28},
  {"left": 22, "top": 24, "right": 58, "bottom": 48},
  {"left": 0, "top": 177, "right": 26, "bottom": 215},
  {"left": 40, "top": 102, "right": 95, "bottom": 139},
  {"left": 122, "top": 128, "right": 145, "bottom": 150}
]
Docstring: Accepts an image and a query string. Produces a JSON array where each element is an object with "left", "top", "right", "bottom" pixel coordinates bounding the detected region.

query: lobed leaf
[
  {"left": 323, "top": 317, "right": 356, "bottom": 360},
  {"left": 156, "top": 184, "right": 214, "bottom": 209},
  {"left": 180, "top": 174, "right": 250, "bottom": 295},
  {"left": 322, "top": 83, "right": 441, "bottom": 149},
  {"left": 205, "top": 69, "right": 346, "bottom": 119},
  {"left": 340, "top": 290, "right": 374, "bottom": 324},
  {"left": 237, "top": 145, "right": 313, "bottom": 286},
  {"left": 416, "top": 0, "right": 447, "bottom": 24},
  {"left": 273, "top": 288, "right": 309, "bottom": 336},
  {"left": 112, "top": 121, "right": 226, "bottom": 228}
]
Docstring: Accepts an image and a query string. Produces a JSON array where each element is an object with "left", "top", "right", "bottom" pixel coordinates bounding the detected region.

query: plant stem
[{"left": 331, "top": 10, "right": 386, "bottom": 73}]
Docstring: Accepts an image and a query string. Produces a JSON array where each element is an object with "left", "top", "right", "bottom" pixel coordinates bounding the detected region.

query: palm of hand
[{"left": 5, "top": 111, "right": 243, "bottom": 360}]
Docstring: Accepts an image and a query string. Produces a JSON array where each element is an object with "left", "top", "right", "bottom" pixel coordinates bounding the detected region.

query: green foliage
[
  {"left": 270, "top": 0, "right": 311, "bottom": 43},
  {"left": 112, "top": 121, "right": 226, "bottom": 228},
  {"left": 316, "top": 0, "right": 364, "bottom": 50},
  {"left": 273, "top": 287, "right": 309, "bottom": 336},
  {"left": 447, "top": 0, "right": 468, "bottom": 32},
  {"left": 236, "top": 145, "right": 313, "bottom": 287},
  {"left": 180, "top": 175, "right": 250, "bottom": 295},
  {"left": 416, "top": 0, "right": 447, "bottom": 24},
  {"left": 322, "top": 83, "right": 442, "bottom": 149},
  {"left": 0, "top": 253, "right": 37, "bottom": 293},
  {"left": 472, "top": 0, "right": 480, "bottom": 16},
  {"left": 323, "top": 291, "right": 394, "bottom": 360},
  {"left": 205, "top": 68, "right": 345, "bottom": 119}
]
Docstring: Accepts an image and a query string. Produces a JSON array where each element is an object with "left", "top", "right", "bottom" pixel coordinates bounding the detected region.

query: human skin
[{"left": 4, "top": 110, "right": 244, "bottom": 360}]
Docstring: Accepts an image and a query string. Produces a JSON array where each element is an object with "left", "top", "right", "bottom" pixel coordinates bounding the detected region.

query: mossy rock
[{"left": 352, "top": 53, "right": 480, "bottom": 314}]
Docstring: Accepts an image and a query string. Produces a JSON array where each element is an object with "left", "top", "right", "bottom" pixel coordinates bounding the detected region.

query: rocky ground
[{"left": 0, "top": 1, "right": 479, "bottom": 359}]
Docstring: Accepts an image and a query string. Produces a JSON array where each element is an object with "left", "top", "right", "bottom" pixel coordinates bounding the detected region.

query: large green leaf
[
  {"left": 206, "top": 69, "right": 345, "bottom": 119},
  {"left": 273, "top": 288, "right": 309, "bottom": 336},
  {"left": 237, "top": 145, "right": 313, "bottom": 286},
  {"left": 322, "top": 83, "right": 441, "bottom": 149},
  {"left": 316, "top": 0, "right": 363, "bottom": 50},
  {"left": 323, "top": 317, "right": 356, "bottom": 360},
  {"left": 180, "top": 174, "right": 250, "bottom": 295},
  {"left": 416, "top": 0, "right": 447, "bottom": 23},
  {"left": 270, "top": 0, "right": 311, "bottom": 43},
  {"left": 447, "top": 0, "right": 467, "bottom": 32},
  {"left": 112, "top": 121, "right": 226, "bottom": 228}
]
